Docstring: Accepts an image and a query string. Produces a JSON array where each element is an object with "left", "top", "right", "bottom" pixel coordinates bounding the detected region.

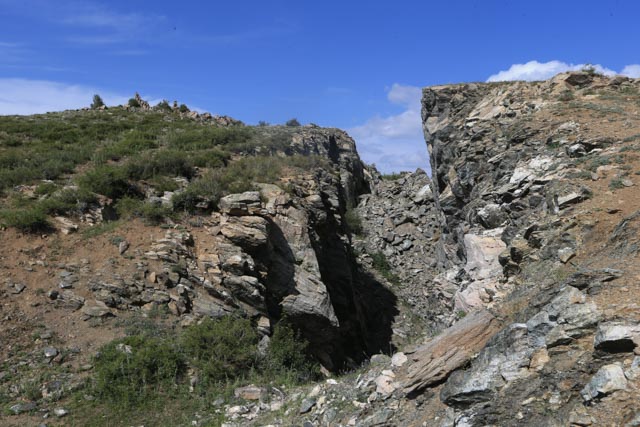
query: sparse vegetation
[
  {"left": 609, "top": 177, "right": 626, "bottom": 190},
  {"left": 345, "top": 208, "right": 364, "bottom": 235},
  {"left": 128, "top": 97, "right": 141, "bottom": 108},
  {"left": 0, "top": 108, "right": 337, "bottom": 231},
  {"left": 370, "top": 250, "right": 401, "bottom": 286},
  {"left": 91, "top": 94, "right": 105, "bottom": 110},
  {"left": 89, "top": 315, "right": 319, "bottom": 415},
  {"left": 381, "top": 172, "right": 404, "bottom": 180}
]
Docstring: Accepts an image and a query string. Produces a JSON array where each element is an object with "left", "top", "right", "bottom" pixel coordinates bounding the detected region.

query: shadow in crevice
[
  {"left": 307, "top": 207, "right": 399, "bottom": 370},
  {"left": 262, "top": 213, "right": 398, "bottom": 371}
]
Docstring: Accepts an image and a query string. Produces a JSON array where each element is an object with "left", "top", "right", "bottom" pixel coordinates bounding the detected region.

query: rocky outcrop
[
  {"left": 82, "top": 128, "right": 392, "bottom": 370},
  {"left": 394, "top": 72, "right": 640, "bottom": 425}
]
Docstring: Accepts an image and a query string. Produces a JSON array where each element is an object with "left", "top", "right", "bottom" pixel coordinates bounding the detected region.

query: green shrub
[
  {"left": 181, "top": 317, "right": 259, "bottom": 385},
  {"left": 381, "top": 172, "right": 403, "bottom": 181},
  {"left": 285, "top": 118, "right": 301, "bottom": 127},
  {"left": 39, "top": 188, "right": 97, "bottom": 215},
  {"left": 344, "top": 208, "right": 364, "bottom": 235},
  {"left": 128, "top": 98, "right": 141, "bottom": 108},
  {"left": 0, "top": 207, "right": 50, "bottom": 232},
  {"left": 139, "top": 203, "right": 172, "bottom": 224},
  {"left": 149, "top": 176, "right": 179, "bottom": 194},
  {"left": 125, "top": 150, "right": 195, "bottom": 180},
  {"left": 78, "top": 165, "right": 133, "bottom": 199},
  {"left": 91, "top": 94, "right": 105, "bottom": 109},
  {"left": 188, "top": 149, "right": 228, "bottom": 168},
  {"left": 115, "top": 197, "right": 171, "bottom": 224},
  {"left": 155, "top": 100, "right": 172, "bottom": 112},
  {"left": 34, "top": 182, "right": 58, "bottom": 196},
  {"left": 93, "top": 335, "right": 185, "bottom": 407},
  {"left": 558, "top": 90, "right": 575, "bottom": 102},
  {"left": 178, "top": 104, "right": 189, "bottom": 113},
  {"left": 265, "top": 320, "right": 319, "bottom": 384}
]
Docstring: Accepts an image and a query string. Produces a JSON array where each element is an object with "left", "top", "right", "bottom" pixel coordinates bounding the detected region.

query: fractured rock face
[{"left": 581, "top": 364, "right": 628, "bottom": 401}]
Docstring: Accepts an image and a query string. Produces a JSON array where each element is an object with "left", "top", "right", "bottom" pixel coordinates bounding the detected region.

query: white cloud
[
  {"left": 487, "top": 60, "right": 640, "bottom": 82},
  {"left": 348, "top": 84, "right": 429, "bottom": 174},
  {"left": 0, "top": 78, "right": 128, "bottom": 115},
  {"left": 0, "top": 78, "right": 208, "bottom": 116},
  {"left": 621, "top": 64, "right": 640, "bottom": 78}
]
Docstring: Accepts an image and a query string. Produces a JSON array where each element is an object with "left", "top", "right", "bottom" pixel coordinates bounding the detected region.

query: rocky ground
[{"left": 3, "top": 71, "right": 640, "bottom": 426}]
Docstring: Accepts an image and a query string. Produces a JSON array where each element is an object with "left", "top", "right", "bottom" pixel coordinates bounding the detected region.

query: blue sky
[{"left": 1, "top": 0, "right": 639, "bottom": 172}]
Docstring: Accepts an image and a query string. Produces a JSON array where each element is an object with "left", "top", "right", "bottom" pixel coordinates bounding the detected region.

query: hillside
[{"left": 2, "top": 71, "right": 640, "bottom": 426}]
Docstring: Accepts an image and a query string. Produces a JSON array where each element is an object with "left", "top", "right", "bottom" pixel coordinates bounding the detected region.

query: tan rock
[
  {"left": 529, "top": 348, "right": 550, "bottom": 371},
  {"left": 403, "top": 309, "right": 502, "bottom": 395}
]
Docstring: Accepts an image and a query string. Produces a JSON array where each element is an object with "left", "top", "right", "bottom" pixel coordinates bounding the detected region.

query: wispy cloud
[
  {"left": 0, "top": 40, "right": 30, "bottom": 63},
  {"left": 349, "top": 84, "right": 429, "bottom": 174},
  {"left": 487, "top": 60, "right": 640, "bottom": 82},
  {"left": 0, "top": 0, "right": 166, "bottom": 45},
  {"left": 192, "top": 23, "right": 297, "bottom": 47},
  {"left": 0, "top": 78, "right": 128, "bottom": 115}
]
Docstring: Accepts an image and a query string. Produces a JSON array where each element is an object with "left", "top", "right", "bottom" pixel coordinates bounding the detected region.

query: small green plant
[
  {"left": 455, "top": 310, "right": 467, "bottom": 320},
  {"left": 344, "top": 208, "right": 364, "bottom": 235},
  {"left": 128, "top": 98, "right": 141, "bottom": 108},
  {"left": 0, "top": 207, "right": 50, "bottom": 232},
  {"left": 558, "top": 90, "right": 575, "bottom": 102},
  {"left": 285, "top": 118, "right": 301, "bottom": 127},
  {"left": 78, "top": 165, "right": 133, "bottom": 200},
  {"left": 181, "top": 317, "right": 259, "bottom": 386},
  {"left": 91, "top": 94, "right": 105, "bottom": 109},
  {"left": 178, "top": 104, "right": 189, "bottom": 113},
  {"left": 155, "top": 100, "right": 172, "bottom": 112},
  {"left": 265, "top": 320, "right": 320, "bottom": 384},
  {"left": 93, "top": 335, "right": 186, "bottom": 407},
  {"left": 370, "top": 251, "right": 401, "bottom": 286},
  {"left": 381, "top": 172, "right": 403, "bottom": 181},
  {"left": 609, "top": 178, "right": 625, "bottom": 190},
  {"left": 581, "top": 64, "right": 599, "bottom": 76}
]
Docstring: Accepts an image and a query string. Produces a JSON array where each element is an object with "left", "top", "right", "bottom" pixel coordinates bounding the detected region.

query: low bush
[
  {"left": 265, "top": 320, "right": 320, "bottom": 384},
  {"left": 78, "top": 165, "right": 133, "bottom": 200},
  {"left": 125, "top": 150, "right": 195, "bottom": 180},
  {"left": 0, "top": 207, "right": 50, "bottom": 232},
  {"left": 344, "top": 208, "right": 364, "bottom": 235},
  {"left": 115, "top": 197, "right": 171, "bottom": 224},
  {"left": 370, "top": 251, "right": 401, "bottom": 286},
  {"left": 93, "top": 335, "right": 186, "bottom": 407},
  {"left": 181, "top": 317, "right": 259, "bottom": 386}
]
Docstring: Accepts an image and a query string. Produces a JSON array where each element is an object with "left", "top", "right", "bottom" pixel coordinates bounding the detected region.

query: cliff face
[{"left": 400, "top": 72, "right": 640, "bottom": 426}]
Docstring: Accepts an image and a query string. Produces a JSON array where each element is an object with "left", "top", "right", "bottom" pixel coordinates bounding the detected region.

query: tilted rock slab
[{"left": 402, "top": 309, "right": 502, "bottom": 395}]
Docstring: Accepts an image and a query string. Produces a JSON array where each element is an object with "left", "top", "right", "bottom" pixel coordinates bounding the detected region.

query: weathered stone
[
  {"left": 44, "top": 347, "right": 58, "bottom": 358},
  {"left": 391, "top": 352, "right": 408, "bottom": 367},
  {"left": 219, "top": 192, "right": 262, "bottom": 216},
  {"left": 54, "top": 216, "right": 78, "bottom": 234},
  {"left": 220, "top": 216, "right": 269, "bottom": 249},
  {"left": 82, "top": 301, "right": 113, "bottom": 317},
  {"left": 234, "top": 385, "right": 266, "bottom": 401},
  {"left": 375, "top": 370, "right": 397, "bottom": 395},
  {"left": 581, "top": 364, "right": 627, "bottom": 401},
  {"left": 594, "top": 323, "right": 640, "bottom": 353},
  {"left": 299, "top": 397, "right": 316, "bottom": 414},
  {"left": 118, "top": 240, "right": 130, "bottom": 255},
  {"left": 403, "top": 309, "right": 502, "bottom": 395}
]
